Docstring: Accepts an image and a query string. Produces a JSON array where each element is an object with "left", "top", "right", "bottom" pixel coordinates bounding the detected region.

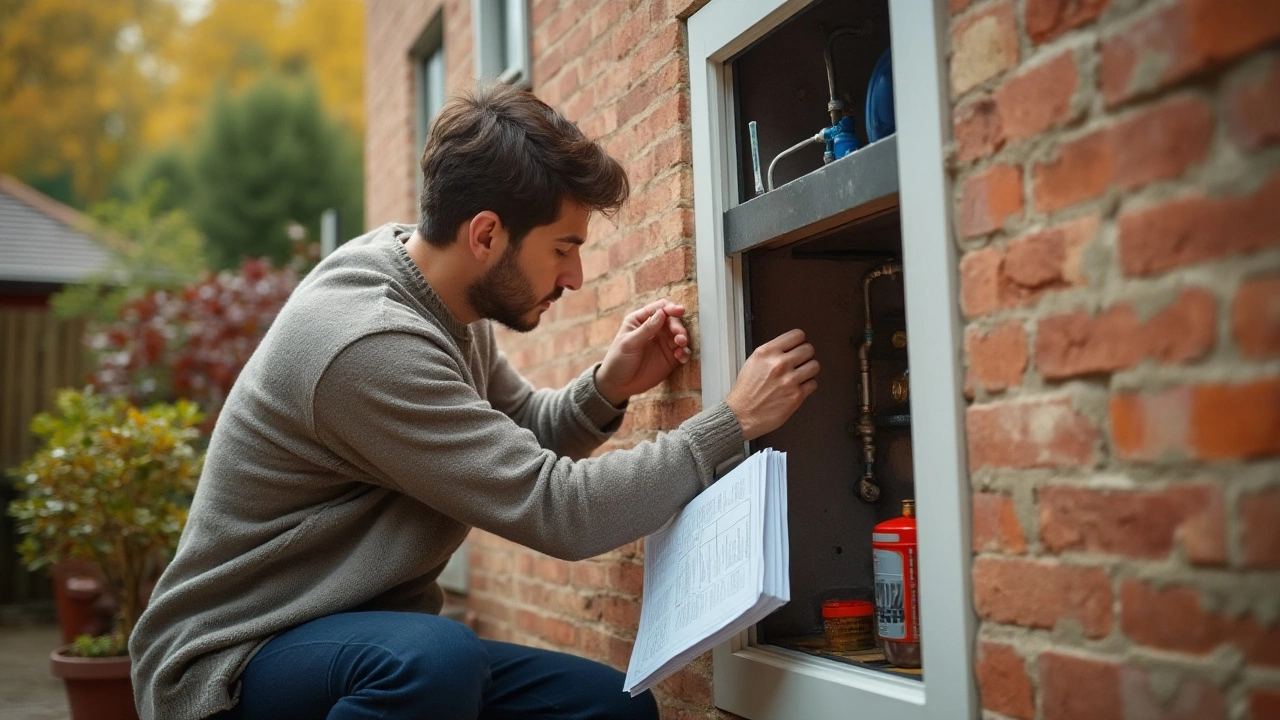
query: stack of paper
[{"left": 623, "top": 449, "right": 789, "bottom": 695}]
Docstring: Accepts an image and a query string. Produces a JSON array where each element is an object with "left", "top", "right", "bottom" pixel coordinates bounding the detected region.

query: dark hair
[{"left": 418, "top": 83, "right": 630, "bottom": 247}]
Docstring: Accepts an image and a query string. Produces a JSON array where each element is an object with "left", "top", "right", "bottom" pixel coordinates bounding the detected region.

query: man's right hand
[{"left": 724, "top": 329, "right": 819, "bottom": 441}]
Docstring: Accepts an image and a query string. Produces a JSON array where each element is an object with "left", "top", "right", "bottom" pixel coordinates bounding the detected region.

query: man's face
[{"left": 466, "top": 200, "right": 589, "bottom": 333}]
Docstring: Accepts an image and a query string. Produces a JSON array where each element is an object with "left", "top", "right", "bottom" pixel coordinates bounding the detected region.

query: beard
[{"left": 466, "top": 244, "right": 561, "bottom": 333}]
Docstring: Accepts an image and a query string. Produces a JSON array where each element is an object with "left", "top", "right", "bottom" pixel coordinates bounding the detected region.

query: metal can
[{"left": 873, "top": 499, "right": 921, "bottom": 668}]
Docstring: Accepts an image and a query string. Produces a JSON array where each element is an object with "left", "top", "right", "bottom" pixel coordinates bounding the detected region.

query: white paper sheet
[{"left": 623, "top": 449, "right": 788, "bottom": 695}]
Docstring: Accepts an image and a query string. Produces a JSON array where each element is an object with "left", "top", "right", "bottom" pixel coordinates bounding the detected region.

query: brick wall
[
  {"left": 951, "top": 0, "right": 1280, "bottom": 718},
  {"left": 365, "top": 0, "right": 1279, "bottom": 717}
]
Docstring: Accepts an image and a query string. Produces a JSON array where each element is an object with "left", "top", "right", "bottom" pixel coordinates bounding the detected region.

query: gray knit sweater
[{"left": 129, "top": 224, "right": 744, "bottom": 720}]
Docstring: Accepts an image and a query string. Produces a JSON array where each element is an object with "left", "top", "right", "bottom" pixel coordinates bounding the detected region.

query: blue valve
[{"left": 823, "top": 116, "right": 859, "bottom": 163}]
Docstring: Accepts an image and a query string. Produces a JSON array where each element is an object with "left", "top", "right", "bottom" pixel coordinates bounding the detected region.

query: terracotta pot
[{"left": 49, "top": 647, "right": 138, "bottom": 720}]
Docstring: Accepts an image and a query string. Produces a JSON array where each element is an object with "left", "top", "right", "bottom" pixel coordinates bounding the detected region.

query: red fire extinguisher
[{"left": 873, "top": 499, "right": 921, "bottom": 668}]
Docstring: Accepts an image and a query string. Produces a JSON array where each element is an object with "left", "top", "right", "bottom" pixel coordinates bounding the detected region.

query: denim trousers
[{"left": 210, "top": 611, "right": 659, "bottom": 720}]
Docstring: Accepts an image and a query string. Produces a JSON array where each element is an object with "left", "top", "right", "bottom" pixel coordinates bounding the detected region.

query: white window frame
[
  {"left": 412, "top": 13, "right": 447, "bottom": 220},
  {"left": 688, "top": 1, "right": 976, "bottom": 717},
  {"left": 472, "top": 0, "right": 531, "bottom": 87}
]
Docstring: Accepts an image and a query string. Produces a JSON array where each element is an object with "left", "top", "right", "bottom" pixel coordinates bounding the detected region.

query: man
[{"left": 131, "top": 83, "right": 819, "bottom": 720}]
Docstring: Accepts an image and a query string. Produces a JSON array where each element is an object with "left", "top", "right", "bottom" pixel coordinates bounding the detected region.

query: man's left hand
[{"left": 594, "top": 299, "right": 691, "bottom": 406}]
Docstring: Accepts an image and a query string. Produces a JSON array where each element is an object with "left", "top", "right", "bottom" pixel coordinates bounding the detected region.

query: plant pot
[{"left": 49, "top": 647, "right": 138, "bottom": 720}]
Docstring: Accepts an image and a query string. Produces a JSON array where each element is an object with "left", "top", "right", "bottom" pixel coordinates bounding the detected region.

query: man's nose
[{"left": 558, "top": 256, "right": 583, "bottom": 291}]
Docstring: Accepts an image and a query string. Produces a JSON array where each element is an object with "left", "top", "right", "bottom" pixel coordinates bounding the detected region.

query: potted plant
[{"left": 8, "top": 388, "right": 203, "bottom": 720}]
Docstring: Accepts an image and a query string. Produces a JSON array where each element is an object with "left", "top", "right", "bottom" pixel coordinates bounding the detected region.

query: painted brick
[
  {"left": 967, "top": 397, "right": 1099, "bottom": 470},
  {"left": 954, "top": 97, "right": 1004, "bottom": 163},
  {"left": 973, "top": 557, "right": 1113, "bottom": 637},
  {"left": 1025, "top": 0, "right": 1109, "bottom": 44},
  {"left": 1241, "top": 488, "right": 1280, "bottom": 569},
  {"left": 1035, "top": 289, "right": 1217, "bottom": 379},
  {"left": 1040, "top": 653, "right": 1122, "bottom": 720},
  {"left": 1033, "top": 96, "right": 1213, "bottom": 213},
  {"left": 1234, "top": 274, "right": 1280, "bottom": 359},
  {"left": 1039, "top": 484, "right": 1226, "bottom": 564},
  {"left": 972, "top": 492, "right": 1028, "bottom": 554},
  {"left": 995, "top": 51, "right": 1078, "bottom": 143},
  {"left": 951, "top": 0, "right": 1019, "bottom": 98},
  {"left": 958, "top": 164, "right": 1024, "bottom": 239},
  {"left": 1227, "top": 57, "right": 1280, "bottom": 151},
  {"left": 1121, "top": 580, "right": 1280, "bottom": 666},
  {"left": 1118, "top": 173, "right": 1280, "bottom": 277},
  {"left": 976, "top": 642, "right": 1034, "bottom": 719},
  {"left": 1101, "top": 0, "right": 1280, "bottom": 106},
  {"left": 966, "top": 321, "right": 1028, "bottom": 394},
  {"left": 1110, "top": 378, "right": 1280, "bottom": 462}
]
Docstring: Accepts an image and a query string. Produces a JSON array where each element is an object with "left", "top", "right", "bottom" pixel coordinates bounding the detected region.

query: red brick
[
  {"left": 995, "top": 51, "right": 1078, "bottom": 143},
  {"left": 972, "top": 492, "right": 1027, "bottom": 554},
  {"left": 1001, "top": 215, "right": 1095, "bottom": 296},
  {"left": 1025, "top": 0, "right": 1110, "bottom": 44},
  {"left": 958, "top": 165, "right": 1024, "bottom": 239},
  {"left": 1111, "top": 95, "right": 1215, "bottom": 191},
  {"left": 634, "top": 245, "right": 692, "bottom": 294},
  {"left": 966, "top": 321, "right": 1028, "bottom": 394},
  {"left": 950, "top": 0, "right": 973, "bottom": 14},
  {"left": 1036, "top": 289, "right": 1217, "bottom": 379},
  {"left": 973, "top": 557, "right": 1113, "bottom": 637},
  {"left": 1034, "top": 129, "right": 1112, "bottom": 214},
  {"left": 954, "top": 97, "right": 1004, "bottom": 163},
  {"left": 1241, "top": 488, "right": 1280, "bottom": 569},
  {"left": 1110, "top": 378, "right": 1280, "bottom": 462},
  {"left": 1121, "top": 580, "right": 1280, "bottom": 666},
  {"left": 601, "top": 595, "right": 640, "bottom": 629},
  {"left": 1234, "top": 274, "right": 1280, "bottom": 359},
  {"left": 1040, "top": 653, "right": 1122, "bottom": 720},
  {"left": 960, "top": 247, "right": 1004, "bottom": 318},
  {"left": 657, "top": 664, "right": 714, "bottom": 708},
  {"left": 967, "top": 397, "right": 1099, "bottom": 470},
  {"left": 1251, "top": 690, "right": 1280, "bottom": 720},
  {"left": 1228, "top": 58, "right": 1280, "bottom": 151},
  {"left": 597, "top": 274, "right": 632, "bottom": 312},
  {"left": 1118, "top": 174, "right": 1280, "bottom": 277},
  {"left": 608, "top": 561, "right": 645, "bottom": 596},
  {"left": 1039, "top": 484, "right": 1226, "bottom": 564},
  {"left": 950, "top": 0, "right": 1019, "bottom": 97},
  {"left": 976, "top": 642, "right": 1033, "bottom": 719},
  {"left": 1101, "top": 0, "right": 1280, "bottom": 106},
  {"left": 1034, "top": 96, "right": 1212, "bottom": 212}
]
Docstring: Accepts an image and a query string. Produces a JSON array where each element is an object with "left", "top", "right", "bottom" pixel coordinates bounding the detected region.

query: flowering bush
[
  {"left": 88, "top": 256, "right": 301, "bottom": 427},
  {"left": 8, "top": 389, "right": 204, "bottom": 651}
]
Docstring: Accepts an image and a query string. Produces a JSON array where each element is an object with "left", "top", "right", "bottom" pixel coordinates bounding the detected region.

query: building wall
[
  {"left": 950, "top": 1, "right": 1280, "bottom": 718},
  {"left": 365, "top": 0, "right": 1280, "bottom": 718}
]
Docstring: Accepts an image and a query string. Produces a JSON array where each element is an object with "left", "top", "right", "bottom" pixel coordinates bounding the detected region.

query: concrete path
[{"left": 0, "top": 625, "right": 69, "bottom": 720}]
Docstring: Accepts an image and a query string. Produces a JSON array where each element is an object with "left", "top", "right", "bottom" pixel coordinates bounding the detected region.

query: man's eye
[{"left": 555, "top": 249, "right": 569, "bottom": 259}]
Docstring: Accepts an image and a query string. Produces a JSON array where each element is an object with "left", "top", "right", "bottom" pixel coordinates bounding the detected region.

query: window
[
  {"left": 688, "top": 0, "right": 976, "bottom": 717},
  {"left": 412, "top": 13, "right": 446, "bottom": 215},
  {"left": 472, "top": 0, "right": 530, "bottom": 87}
]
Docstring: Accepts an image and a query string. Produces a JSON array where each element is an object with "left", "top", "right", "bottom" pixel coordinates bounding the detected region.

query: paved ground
[{"left": 0, "top": 625, "right": 69, "bottom": 720}]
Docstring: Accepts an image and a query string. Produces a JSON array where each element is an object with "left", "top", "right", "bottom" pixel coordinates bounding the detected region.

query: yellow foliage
[
  {"left": 0, "top": 0, "right": 179, "bottom": 199},
  {"left": 143, "top": 0, "right": 365, "bottom": 147}
]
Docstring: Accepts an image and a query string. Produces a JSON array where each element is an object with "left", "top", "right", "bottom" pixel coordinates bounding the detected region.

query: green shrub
[{"left": 8, "top": 388, "right": 204, "bottom": 651}]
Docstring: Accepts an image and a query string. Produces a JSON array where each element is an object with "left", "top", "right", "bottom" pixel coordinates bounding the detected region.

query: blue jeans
[{"left": 212, "top": 611, "right": 658, "bottom": 720}]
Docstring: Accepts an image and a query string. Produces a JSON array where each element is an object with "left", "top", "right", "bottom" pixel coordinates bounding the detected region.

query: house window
[
  {"left": 412, "top": 13, "right": 446, "bottom": 215},
  {"left": 688, "top": 0, "right": 975, "bottom": 718},
  {"left": 472, "top": 0, "right": 530, "bottom": 87}
]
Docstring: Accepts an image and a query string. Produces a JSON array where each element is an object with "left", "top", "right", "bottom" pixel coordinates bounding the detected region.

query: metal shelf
[{"left": 724, "top": 134, "right": 899, "bottom": 255}]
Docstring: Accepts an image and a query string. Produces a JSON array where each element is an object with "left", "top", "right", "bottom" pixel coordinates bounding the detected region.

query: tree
[
  {"left": 186, "top": 74, "right": 362, "bottom": 269},
  {"left": 52, "top": 184, "right": 209, "bottom": 324},
  {"left": 0, "top": 0, "right": 179, "bottom": 204}
]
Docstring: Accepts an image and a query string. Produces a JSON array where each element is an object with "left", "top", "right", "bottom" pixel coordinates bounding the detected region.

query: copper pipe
[{"left": 856, "top": 263, "right": 902, "bottom": 503}]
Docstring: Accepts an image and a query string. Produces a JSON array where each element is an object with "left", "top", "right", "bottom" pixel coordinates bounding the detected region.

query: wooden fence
[{"left": 0, "top": 305, "right": 90, "bottom": 607}]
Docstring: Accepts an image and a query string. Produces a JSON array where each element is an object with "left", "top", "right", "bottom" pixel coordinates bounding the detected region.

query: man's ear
[{"left": 467, "top": 211, "right": 507, "bottom": 263}]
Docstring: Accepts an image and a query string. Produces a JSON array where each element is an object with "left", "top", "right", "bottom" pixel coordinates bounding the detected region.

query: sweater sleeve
[
  {"left": 484, "top": 340, "right": 625, "bottom": 460},
  {"left": 313, "top": 331, "right": 744, "bottom": 560}
]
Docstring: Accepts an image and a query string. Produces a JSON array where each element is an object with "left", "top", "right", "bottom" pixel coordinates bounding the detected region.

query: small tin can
[{"left": 821, "top": 600, "right": 875, "bottom": 651}]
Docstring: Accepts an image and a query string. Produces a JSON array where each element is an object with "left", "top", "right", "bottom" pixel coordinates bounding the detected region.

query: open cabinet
[{"left": 688, "top": 1, "right": 976, "bottom": 718}]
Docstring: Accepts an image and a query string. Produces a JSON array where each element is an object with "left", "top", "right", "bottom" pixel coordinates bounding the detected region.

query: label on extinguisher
[{"left": 874, "top": 548, "right": 907, "bottom": 639}]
